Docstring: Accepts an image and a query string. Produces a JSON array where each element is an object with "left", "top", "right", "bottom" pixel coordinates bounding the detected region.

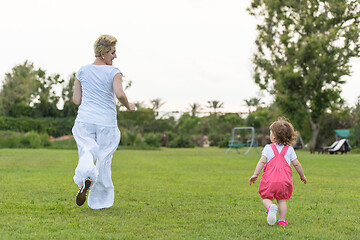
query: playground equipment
[
  {"left": 328, "top": 139, "right": 352, "bottom": 154},
  {"left": 225, "top": 127, "right": 259, "bottom": 154},
  {"left": 334, "top": 129, "right": 350, "bottom": 140},
  {"left": 318, "top": 129, "right": 352, "bottom": 154}
]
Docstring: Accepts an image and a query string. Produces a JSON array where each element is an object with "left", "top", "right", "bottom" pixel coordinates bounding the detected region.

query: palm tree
[
  {"left": 150, "top": 98, "right": 165, "bottom": 112},
  {"left": 134, "top": 101, "right": 147, "bottom": 109},
  {"left": 251, "top": 97, "right": 264, "bottom": 110},
  {"left": 244, "top": 99, "right": 252, "bottom": 113},
  {"left": 243, "top": 97, "right": 264, "bottom": 113},
  {"left": 189, "top": 102, "right": 202, "bottom": 117},
  {"left": 207, "top": 100, "right": 224, "bottom": 114}
]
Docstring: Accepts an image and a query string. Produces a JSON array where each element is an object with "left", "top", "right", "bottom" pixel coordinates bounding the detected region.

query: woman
[{"left": 72, "top": 34, "right": 135, "bottom": 209}]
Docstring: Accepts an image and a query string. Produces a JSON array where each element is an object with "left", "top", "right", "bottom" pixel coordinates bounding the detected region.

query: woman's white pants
[{"left": 72, "top": 121, "right": 120, "bottom": 209}]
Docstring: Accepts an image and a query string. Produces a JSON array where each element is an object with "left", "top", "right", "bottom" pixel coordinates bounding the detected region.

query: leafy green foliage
[
  {"left": 169, "top": 135, "right": 195, "bottom": 148},
  {"left": 0, "top": 60, "right": 64, "bottom": 117},
  {"left": 1, "top": 59, "right": 359, "bottom": 149},
  {"left": 144, "top": 133, "right": 162, "bottom": 147},
  {"left": 0, "top": 131, "right": 52, "bottom": 148},
  {"left": 0, "top": 61, "right": 40, "bottom": 116},
  {"left": 33, "top": 69, "right": 63, "bottom": 117},
  {"left": 207, "top": 100, "right": 224, "bottom": 114},
  {"left": 61, "top": 73, "right": 78, "bottom": 117},
  {"left": 249, "top": 0, "right": 360, "bottom": 147},
  {"left": 350, "top": 96, "right": 360, "bottom": 147},
  {"left": 0, "top": 116, "right": 74, "bottom": 137}
]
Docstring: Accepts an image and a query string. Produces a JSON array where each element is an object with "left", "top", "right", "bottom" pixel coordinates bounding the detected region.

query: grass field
[{"left": 0, "top": 147, "right": 359, "bottom": 239}]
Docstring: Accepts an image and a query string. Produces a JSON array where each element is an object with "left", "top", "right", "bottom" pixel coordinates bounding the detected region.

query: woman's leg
[
  {"left": 72, "top": 122, "right": 99, "bottom": 188},
  {"left": 277, "top": 199, "right": 287, "bottom": 221},
  {"left": 87, "top": 126, "right": 120, "bottom": 210}
]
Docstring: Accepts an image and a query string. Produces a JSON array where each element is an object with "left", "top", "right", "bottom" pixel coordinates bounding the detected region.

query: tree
[
  {"left": 33, "top": 69, "right": 63, "bottom": 117},
  {"left": 188, "top": 102, "right": 202, "bottom": 117},
  {"left": 0, "top": 60, "right": 64, "bottom": 117},
  {"left": 0, "top": 61, "right": 39, "bottom": 116},
  {"left": 248, "top": 0, "right": 360, "bottom": 148},
  {"left": 150, "top": 98, "right": 165, "bottom": 113},
  {"left": 207, "top": 100, "right": 224, "bottom": 114},
  {"left": 244, "top": 97, "right": 264, "bottom": 113},
  {"left": 134, "top": 101, "right": 147, "bottom": 110},
  {"left": 351, "top": 96, "right": 360, "bottom": 146},
  {"left": 62, "top": 73, "right": 78, "bottom": 117}
]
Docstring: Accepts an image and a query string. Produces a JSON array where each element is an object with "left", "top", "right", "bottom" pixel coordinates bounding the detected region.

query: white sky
[{"left": 1, "top": 0, "right": 359, "bottom": 113}]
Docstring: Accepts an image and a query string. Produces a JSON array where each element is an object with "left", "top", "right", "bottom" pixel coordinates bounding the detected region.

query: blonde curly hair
[
  {"left": 93, "top": 34, "right": 117, "bottom": 57},
  {"left": 270, "top": 118, "right": 298, "bottom": 146}
]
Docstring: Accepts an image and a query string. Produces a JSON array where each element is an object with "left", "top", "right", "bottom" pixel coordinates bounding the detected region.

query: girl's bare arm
[
  {"left": 249, "top": 155, "right": 267, "bottom": 185},
  {"left": 292, "top": 159, "right": 307, "bottom": 184}
]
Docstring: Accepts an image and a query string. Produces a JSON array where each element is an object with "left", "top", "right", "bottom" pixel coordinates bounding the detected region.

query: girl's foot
[
  {"left": 76, "top": 177, "right": 92, "bottom": 206},
  {"left": 267, "top": 204, "right": 278, "bottom": 225},
  {"left": 278, "top": 219, "right": 288, "bottom": 225}
]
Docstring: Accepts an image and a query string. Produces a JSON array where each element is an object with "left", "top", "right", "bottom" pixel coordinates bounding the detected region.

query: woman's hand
[{"left": 128, "top": 102, "right": 136, "bottom": 112}]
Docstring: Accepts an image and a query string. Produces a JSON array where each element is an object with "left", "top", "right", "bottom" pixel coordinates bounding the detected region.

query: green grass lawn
[{"left": 0, "top": 147, "right": 359, "bottom": 239}]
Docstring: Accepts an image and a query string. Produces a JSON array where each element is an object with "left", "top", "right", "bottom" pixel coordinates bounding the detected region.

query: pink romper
[{"left": 258, "top": 144, "right": 293, "bottom": 200}]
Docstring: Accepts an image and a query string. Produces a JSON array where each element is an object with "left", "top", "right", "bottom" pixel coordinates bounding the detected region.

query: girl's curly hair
[{"left": 270, "top": 118, "right": 298, "bottom": 146}]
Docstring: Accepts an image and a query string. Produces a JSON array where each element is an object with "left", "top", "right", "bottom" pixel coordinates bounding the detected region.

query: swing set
[{"left": 225, "top": 127, "right": 259, "bottom": 154}]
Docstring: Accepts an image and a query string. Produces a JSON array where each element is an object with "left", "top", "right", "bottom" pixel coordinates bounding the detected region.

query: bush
[
  {"left": 209, "top": 133, "right": 230, "bottom": 147},
  {"left": 0, "top": 132, "right": 22, "bottom": 148},
  {"left": 0, "top": 131, "right": 53, "bottom": 148},
  {"left": 21, "top": 131, "right": 42, "bottom": 148},
  {"left": 49, "top": 138, "right": 76, "bottom": 149},
  {"left": 119, "top": 129, "right": 142, "bottom": 147},
  {"left": 160, "top": 131, "right": 175, "bottom": 147},
  {"left": 144, "top": 133, "right": 161, "bottom": 147},
  {"left": 218, "top": 139, "right": 229, "bottom": 148},
  {"left": 169, "top": 135, "right": 195, "bottom": 148},
  {"left": 40, "top": 134, "right": 52, "bottom": 147},
  {"left": 0, "top": 117, "right": 75, "bottom": 137}
]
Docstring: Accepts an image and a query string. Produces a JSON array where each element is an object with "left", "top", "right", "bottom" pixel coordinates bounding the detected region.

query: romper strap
[
  {"left": 280, "top": 145, "right": 289, "bottom": 156},
  {"left": 270, "top": 144, "right": 279, "bottom": 155},
  {"left": 270, "top": 144, "right": 289, "bottom": 156}
]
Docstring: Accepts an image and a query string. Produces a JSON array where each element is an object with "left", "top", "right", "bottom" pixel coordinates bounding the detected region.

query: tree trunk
[{"left": 308, "top": 116, "right": 320, "bottom": 150}]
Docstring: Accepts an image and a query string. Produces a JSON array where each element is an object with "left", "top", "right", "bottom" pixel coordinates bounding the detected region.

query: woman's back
[{"left": 75, "top": 64, "right": 121, "bottom": 127}]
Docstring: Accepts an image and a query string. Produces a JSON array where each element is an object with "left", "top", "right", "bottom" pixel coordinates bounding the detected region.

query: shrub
[
  {"left": 160, "top": 131, "right": 175, "bottom": 147},
  {"left": 209, "top": 133, "right": 230, "bottom": 147},
  {"left": 0, "top": 131, "right": 53, "bottom": 148},
  {"left": 40, "top": 134, "right": 52, "bottom": 147},
  {"left": 21, "top": 131, "right": 42, "bottom": 148},
  {"left": 218, "top": 139, "right": 229, "bottom": 148},
  {"left": 0, "top": 132, "right": 22, "bottom": 148},
  {"left": 119, "top": 129, "right": 142, "bottom": 147},
  {"left": 144, "top": 133, "right": 161, "bottom": 147},
  {"left": 49, "top": 138, "right": 77, "bottom": 149},
  {"left": 0, "top": 117, "right": 75, "bottom": 137},
  {"left": 169, "top": 135, "right": 195, "bottom": 148}
]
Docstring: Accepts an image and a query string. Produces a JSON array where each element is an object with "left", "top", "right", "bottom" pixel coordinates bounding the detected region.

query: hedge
[{"left": 0, "top": 117, "right": 75, "bottom": 137}]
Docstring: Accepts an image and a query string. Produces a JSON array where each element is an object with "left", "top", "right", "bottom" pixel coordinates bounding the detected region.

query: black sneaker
[{"left": 76, "top": 177, "right": 92, "bottom": 206}]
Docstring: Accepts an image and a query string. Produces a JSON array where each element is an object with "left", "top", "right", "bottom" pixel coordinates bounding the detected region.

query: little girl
[{"left": 249, "top": 118, "right": 307, "bottom": 226}]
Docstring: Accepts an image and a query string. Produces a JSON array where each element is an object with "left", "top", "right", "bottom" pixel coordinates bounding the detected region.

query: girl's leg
[
  {"left": 263, "top": 198, "right": 277, "bottom": 225},
  {"left": 87, "top": 126, "right": 120, "bottom": 210},
  {"left": 277, "top": 199, "right": 287, "bottom": 221},
  {"left": 262, "top": 199, "right": 273, "bottom": 210}
]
